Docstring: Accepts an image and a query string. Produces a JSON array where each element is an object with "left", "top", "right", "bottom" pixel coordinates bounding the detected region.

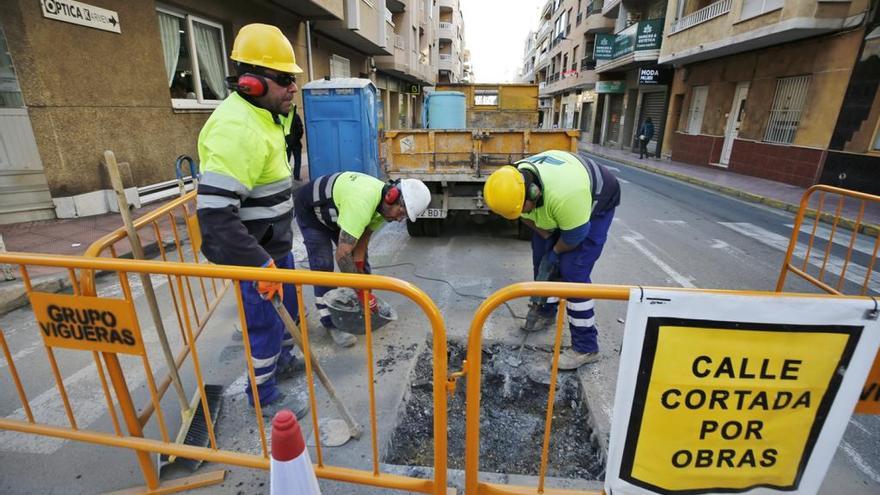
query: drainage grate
[{"left": 384, "top": 342, "right": 604, "bottom": 479}]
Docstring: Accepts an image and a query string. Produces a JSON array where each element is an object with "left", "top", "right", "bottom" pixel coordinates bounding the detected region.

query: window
[
  {"left": 157, "top": 8, "right": 229, "bottom": 109},
  {"left": 873, "top": 123, "right": 880, "bottom": 151},
  {"left": 330, "top": 54, "right": 351, "bottom": 78},
  {"left": 764, "top": 75, "right": 810, "bottom": 144},
  {"left": 0, "top": 25, "right": 24, "bottom": 108},
  {"left": 475, "top": 89, "right": 499, "bottom": 106},
  {"left": 687, "top": 86, "right": 708, "bottom": 135},
  {"left": 741, "top": 0, "right": 783, "bottom": 21}
]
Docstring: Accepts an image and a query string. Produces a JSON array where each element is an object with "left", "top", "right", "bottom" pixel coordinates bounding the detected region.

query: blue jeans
[
  {"left": 530, "top": 208, "right": 615, "bottom": 353},
  {"left": 240, "top": 252, "right": 299, "bottom": 406}
]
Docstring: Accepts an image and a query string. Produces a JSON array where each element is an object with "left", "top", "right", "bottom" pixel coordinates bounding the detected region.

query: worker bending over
[
  {"left": 484, "top": 150, "right": 620, "bottom": 370},
  {"left": 196, "top": 24, "right": 306, "bottom": 418},
  {"left": 294, "top": 172, "right": 431, "bottom": 346}
]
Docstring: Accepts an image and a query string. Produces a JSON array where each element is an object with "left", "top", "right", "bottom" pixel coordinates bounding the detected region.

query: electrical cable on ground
[{"left": 293, "top": 257, "right": 526, "bottom": 321}]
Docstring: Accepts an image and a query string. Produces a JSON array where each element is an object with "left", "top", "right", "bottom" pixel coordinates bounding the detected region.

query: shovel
[{"left": 271, "top": 297, "right": 363, "bottom": 445}]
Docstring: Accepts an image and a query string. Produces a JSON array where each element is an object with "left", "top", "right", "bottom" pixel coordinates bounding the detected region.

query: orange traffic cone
[{"left": 270, "top": 410, "right": 321, "bottom": 495}]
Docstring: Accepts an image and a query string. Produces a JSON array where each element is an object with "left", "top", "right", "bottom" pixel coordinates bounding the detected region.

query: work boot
[
  {"left": 328, "top": 327, "right": 357, "bottom": 348},
  {"left": 557, "top": 348, "right": 601, "bottom": 370},
  {"left": 275, "top": 354, "right": 306, "bottom": 381},
  {"left": 256, "top": 392, "right": 309, "bottom": 420}
]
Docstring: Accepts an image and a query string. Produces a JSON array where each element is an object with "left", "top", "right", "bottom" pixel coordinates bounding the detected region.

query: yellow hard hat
[
  {"left": 231, "top": 23, "right": 303, "bottom": 74},
  {"left": 483, "top": 166, "right": 525, "bottom": 220}
]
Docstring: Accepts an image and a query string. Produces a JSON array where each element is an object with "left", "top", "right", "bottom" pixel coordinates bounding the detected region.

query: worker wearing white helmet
[{"left": 294, "top": 172, "right": 431, "bottom": 346}]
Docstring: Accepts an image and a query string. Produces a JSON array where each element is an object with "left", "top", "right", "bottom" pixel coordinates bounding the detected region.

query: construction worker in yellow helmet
[
  {"left": 484, "top": 151, "right": 621, "bottom": 370},
  {"left": 196, "top": 23, "right": 307, "bottom": 419}
]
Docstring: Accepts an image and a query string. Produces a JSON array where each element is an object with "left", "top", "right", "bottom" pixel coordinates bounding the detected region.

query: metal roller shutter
[{"left": 639, "top": 90, "right": 667, "bottom": 155}]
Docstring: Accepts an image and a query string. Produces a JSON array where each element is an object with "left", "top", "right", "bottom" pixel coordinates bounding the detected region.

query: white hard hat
[{"left": 400, "top": 179, "right": 431, "bottom": 222}]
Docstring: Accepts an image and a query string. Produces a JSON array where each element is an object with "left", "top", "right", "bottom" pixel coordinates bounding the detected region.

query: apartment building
[
  {"left": 593, "top": 0, "right": 671, "bottom": 157},
  {"left": 660, "top": 0, "right": 876, "bottom": 191},
  {"left": 436, "top": 0, "right": 467, "bottom": 83},
  {"left": 527, "top": 0, "right": 615, "bottom": 136},
  {"left": 0, "top": 0, "right": 442, "bottom": 223}
]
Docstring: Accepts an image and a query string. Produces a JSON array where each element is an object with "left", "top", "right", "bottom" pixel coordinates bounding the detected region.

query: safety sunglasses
[{"left": 261, "top": 71, "right": 297, "bottom": 87}]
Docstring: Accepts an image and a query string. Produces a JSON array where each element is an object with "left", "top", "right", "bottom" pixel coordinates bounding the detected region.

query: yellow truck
[
  {"left": 382, "top": 129, "right": 580, "bottom": 236},
  {"left": 382, "top": 84, "right": 579, "bottom": 237}
]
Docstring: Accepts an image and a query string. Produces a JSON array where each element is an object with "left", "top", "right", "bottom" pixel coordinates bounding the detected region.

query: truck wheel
[
  {"left": 406, "top": 219, "right": 424, "bottom": 237},
  {"left": 517, "top": 220, "right": 532, "bottom": 241},
  {"left": 423, "top": 219, "right": 442, "bottom": 237}
]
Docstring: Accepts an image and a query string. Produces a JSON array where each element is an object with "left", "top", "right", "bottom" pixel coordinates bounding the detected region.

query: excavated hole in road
[{"left": 383, "top": 341, "right": 604, "bottom": 479}]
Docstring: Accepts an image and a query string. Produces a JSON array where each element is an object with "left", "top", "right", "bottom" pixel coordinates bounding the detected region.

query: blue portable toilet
[
  {"left": 422, "top": 91, "right": 466, "bottom": 129},
  {"left": 302, "top": 78, "right": 380, "bottom": 179}
]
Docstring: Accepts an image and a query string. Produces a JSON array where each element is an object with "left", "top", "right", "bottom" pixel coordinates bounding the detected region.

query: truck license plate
[{"left": 417, "top": 208, "right": 447, "bottom": 219}]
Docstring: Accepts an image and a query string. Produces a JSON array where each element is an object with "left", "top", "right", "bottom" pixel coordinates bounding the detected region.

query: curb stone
[{"left": 583, "top": 148, "right": 880, "bottom": 238}]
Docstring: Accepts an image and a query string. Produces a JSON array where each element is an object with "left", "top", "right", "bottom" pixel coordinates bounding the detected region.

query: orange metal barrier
[
  {"left": 0, "top": 252, "right": 449, "bottom": 494},
  {"left": 775, "top": 184, "right": 880, "bottom": 296},
  {"left": 457, "top": 281, "right": 627, "bottom": 495},
  {"left": 774, "top": 184, "right": 880, "bottom": 415}
]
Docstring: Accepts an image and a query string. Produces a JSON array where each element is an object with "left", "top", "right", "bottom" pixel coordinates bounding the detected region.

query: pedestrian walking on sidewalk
[
  {"left": 286, "top": 110, "right": 304, "bottom": 181},
  {"left": 483, "top": 151, "right": 621, "bottom": 370},
  {"left": 196, "top": 23, "right": 308, "bottom": 419},
  {"left": 294, "top": 172, "right": 431, "bottom": 347},
  {"left": 638, "top": 117, "right": 654, "bottom": 159}
]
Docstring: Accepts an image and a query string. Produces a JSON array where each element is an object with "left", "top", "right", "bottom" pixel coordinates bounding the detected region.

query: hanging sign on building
[
  {"left": 639, "top": 66, "right": 673, "bottom": 85},
  {"left": 594, "top": 34, "right": 615, "bottom": 60},
  {"left": 40, "top": 0, "right": 121, "bottom": 34},
  {"left": 635, "top": 18, "right": 664, "bottom": 51},
  {"left": 596, "top": 81, "right": 626, "bottom": 94},
  {"left": 604, "top": 290, "right": 880, "bottom": 495}
]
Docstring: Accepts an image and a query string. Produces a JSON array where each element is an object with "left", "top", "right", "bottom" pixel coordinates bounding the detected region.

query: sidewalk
[{"left": 580, "top": 142, "right": 880, "bottom": 235}]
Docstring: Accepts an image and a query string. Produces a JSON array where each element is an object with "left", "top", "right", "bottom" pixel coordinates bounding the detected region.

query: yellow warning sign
[
  {"left": 31, "top": 292, "right": 145, "bottom": 356},
  {"left": 856, "top": 353, "right": 880, "bottom": 414},
  {"left": 621, "top": 318, "right": 859, "bottom": 493}
]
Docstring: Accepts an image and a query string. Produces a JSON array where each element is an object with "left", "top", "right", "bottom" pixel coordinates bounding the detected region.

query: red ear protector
[
  {"left": 384, "top": 181, "right": 401, "bottom": 205},
  {"left": 235, "top": 73, "right": 269, "bottom": 97}
]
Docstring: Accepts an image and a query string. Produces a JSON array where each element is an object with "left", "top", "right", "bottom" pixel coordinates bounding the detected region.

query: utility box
[{"left": 302, "top": 78, "right": 380, "bottom": 179}]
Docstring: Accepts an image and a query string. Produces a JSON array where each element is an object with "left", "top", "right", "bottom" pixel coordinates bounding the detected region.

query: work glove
[
  {"left": 255, "top": 259, "right": 283, "bottom": 301},
  {"left": 354, "top": 260, "right": 379, "bottom": 313}
]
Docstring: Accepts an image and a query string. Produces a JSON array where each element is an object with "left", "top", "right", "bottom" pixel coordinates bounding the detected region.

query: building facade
[
  {"left": 659, "top": 0, "right": 877, "bottom": 191},
  {"left": 0, "top": 0, "right": 445, "bottom": 223},
  {"left": 522, "top": 0, "right": 615, "bottom": 142}
]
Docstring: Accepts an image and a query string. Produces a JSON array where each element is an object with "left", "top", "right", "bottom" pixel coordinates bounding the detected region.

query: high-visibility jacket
[
  {"left": 196, "top": 92, "right": 294, "bottom": 267},
  {"left": 297, "top": 172, "right": 386, "bottom": 239},
  {"left": 516, "top": 150, "right": 620, "bottom": 231}
]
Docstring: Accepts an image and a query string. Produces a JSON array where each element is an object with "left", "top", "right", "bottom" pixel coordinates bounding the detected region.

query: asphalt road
[{"left": 0, "top": 154, "right": 877, "bottom": 494}]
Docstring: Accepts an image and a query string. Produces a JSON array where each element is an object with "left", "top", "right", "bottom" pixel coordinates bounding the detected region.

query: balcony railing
[
  {"left": 586, "top": 0, "right": 603, "bottom": 15},
  {"left": 580, "top": 57, "right": 596, "bottom": 70},
  {"left": 670, "top": 0, "right": 731, "bottom": 34},
  {"left": 439, "top": 21, "right": 453, "bottom": 30},
  {"left": 439, "top": 53, "right": 453, "bottom": 61}
]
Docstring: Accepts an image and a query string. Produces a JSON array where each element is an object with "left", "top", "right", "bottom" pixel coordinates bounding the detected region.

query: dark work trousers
[
  {"left": 530, "top": 207, "right": 616, "bottom": 353},
  {"left": 294, "top": 191, "right": 370, "bottom": 328},
  {"left": 240, "top": 251, "right": 299, "bottom": 406},
  {"left": 639, "top": 138, "right": 649, "bottom": 158},
  {"left": 292, "top": 147, "right": 302, "bottom": 181}
]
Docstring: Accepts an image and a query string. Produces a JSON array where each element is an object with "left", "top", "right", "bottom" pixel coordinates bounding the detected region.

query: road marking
[
  {"left": 840, "top": 440, "right": 880, "bottom": 484},
  {"left": 849, "top": 418, "right": 873, "bottom": 436},
  {"left": 621, "top": 231, "right": 696, "bottom": 288},
  {"left": 0, "top": 362, "right": 147, "bottom": 454},
  {"left": 711, "top": 239, "right": 730, "bottom": 249},
  {"left": 785, "top": 223, "right": 879, "bottom": 257},
  {"left": 719, "top": 222, "right": 880, "bottom": 293},
  {"left": 653, "top": 220, "right": 687, "bottom": 226},
  {"left": 617, "top": 178, "right": 630, "bottom": 184}
]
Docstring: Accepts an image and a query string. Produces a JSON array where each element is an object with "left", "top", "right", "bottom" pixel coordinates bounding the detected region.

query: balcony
[
  {"left": 595, "top": 18, "right": 664, "bottom": 73},
  {"left": 586, "top": 0, "right": 603, "bottom": 16},
  {"left": 438, "top": 21, "right": 455, "bottom": 40},
  {"left": 602, "top": 0, "right": 620, "bottom": 18},
  {"left": 670, "top": 0, "right": 732, "bottom": 34},
  {"left": 438, "top": 53, "right": 454, "bottom": 71},
  {"left": 580, "top": 56, "right": 596, "bottom": 70}
]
